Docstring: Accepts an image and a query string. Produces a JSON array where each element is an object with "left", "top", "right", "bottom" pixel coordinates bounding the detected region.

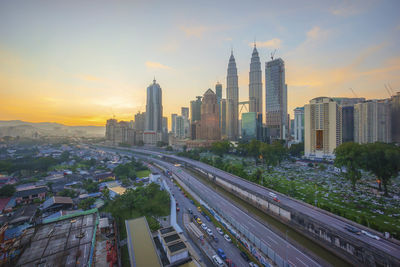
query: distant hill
[{"left": 0, "top": 120, "right": 105, "bottom": 138}]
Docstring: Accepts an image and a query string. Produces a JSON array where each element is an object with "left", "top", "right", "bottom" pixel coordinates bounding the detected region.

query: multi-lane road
[
  {"left": 157, "top": 164, "right": 250, "bottom": 266},
  {"left": 141, "top": 155, "right": 322, "bottom": 267},
  {"left": 126, "top": 147, "right": 400, "bottom": 262}
]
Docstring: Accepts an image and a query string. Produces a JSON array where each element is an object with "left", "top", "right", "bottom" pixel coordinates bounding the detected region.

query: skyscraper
[
  {"left": 226, "top": 51, "right": 239, "bottom": 140},
  {"left": 265, "top": 58, "right": 287, "bottom": 140},
  {"left": 145, "top": 79, "right": 163, "bottom": 132},
  {"left": 249, "top": 44, "right": 262, "bottom": 114},
  {"left": 190, "top": 96, "right": 202, "bottom": 123},
  {"left": 293, "top": 107, "right": 304, "bottom": 143},
  {"left": 354, "top": 100, "right": 391, "bottom": 144},
  {"left": 199, "top": 89, "right": 220, "bottom": 140},
  {"left": 162, "top": 117, "right": 168, "bottom": 133},
  {"left": 304, "top": 97, "right": 342, "bottom": 159},
  {"left": 241, "top": 112, "right": 262, "bottom": 141}
]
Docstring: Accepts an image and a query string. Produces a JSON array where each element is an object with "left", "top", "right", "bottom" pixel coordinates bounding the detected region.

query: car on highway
[
  {"left": 268, "top": 192, "right": 277, "bottom": 198},
  {"left": 249, "top": 262, "right": 259, "bottom": 267},
  {"left": 217, "top": 248, "right": 226, "bottom": 260},
  {"left": 190, "top": 199, "right": 194, "bottom": 204},
  {"left": 224, "top": 234, "right": 231, "bottom": 243},
  {"left": 197, "top": 206, "right": 202, "bottom": 212},
  {"left": 205, "top": 215, "right": 211, "bottom": 222},
  {"left": 188, "top": 208, "right": 193, "bottom": 214},
  {"left": 362, "top": 230, "right": 380, "bottom": 240},
  {"left": 240, "top": 251, "right": 250, "bottom": 262},
  {"left": 344, "top": 225, "right": 361, "bottom": 235},
  {"left": 212, "top": 255, "right": 224, "bottom": 266},
  {"left": 216, "top": 227, "right": 224, "bottom": 235},
  {"left": 201, "top": 223, "right": 207, "bottom": 230},
  {"left": 196, "top": 218, "right": 202, "bottom": 224},
  {"left": 176, "top": 207, "right": 180, "bottom": 212},
  {"left": 207, "top": 228, "right": 213, "bottom": 236},
  {"left": 213, "top": 236, "right": 219, "bottom": 243},
  {"left": 273, "top": 197, "right": 280, "bottom": 202}
]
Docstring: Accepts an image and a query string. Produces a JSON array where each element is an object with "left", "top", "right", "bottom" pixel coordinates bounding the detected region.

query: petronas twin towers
[{"left": 226, "top": 44, "right": 263, "bottom": 140}]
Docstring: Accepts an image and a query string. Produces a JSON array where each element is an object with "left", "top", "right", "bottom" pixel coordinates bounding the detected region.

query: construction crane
[
  {"left": 349, "top": 88, "right": 358, "bottom": 98},
  {"left": 270, "top": 49, "right": 277, "bottom": 60},
  {"left": 384, "top": 84, "right": 392, "bottom": 97}
]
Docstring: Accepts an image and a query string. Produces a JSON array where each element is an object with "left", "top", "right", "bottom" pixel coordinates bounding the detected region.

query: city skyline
[{"left": 0, "top": 1, "right": 400, "bottom": 126}]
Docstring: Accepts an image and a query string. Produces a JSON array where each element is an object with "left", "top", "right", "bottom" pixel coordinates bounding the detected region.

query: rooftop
[
  {"left": 17, "top": 213, "right": 97, "bottom": 266},
  {"left": 168, "top": 241, "right": 186, "bottom": 253},
  {"left": 125, "top": 217, "right": 161, "bottom": 267},
  {"left": 14, "top": 186, "right": 47, "bottom": 198},
  {"left": 109, "top": 186, "right": 126, "bottom": 195}
]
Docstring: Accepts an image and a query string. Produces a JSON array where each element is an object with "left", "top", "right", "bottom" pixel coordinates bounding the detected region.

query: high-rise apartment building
[
  {"left": 171, "top": 114, "right": 177, "bottom": 134},
  {"left": 354, "top": 100, "right": 391, "bottom": 143},
  {"left": 305, "top": 97, "right": 342, "bottom": 159},
  {"left": 175, "top": 116, "right": 185, "bottom": 139},
  {"left": 105, "top": 119, "right": 136, "bottom": 145},
  {"left": 181, "top": 107, "right": 190, "bottom": 138},
  {"left": 134, "top": 112, "right": 146, "bottom": 131},
  {"left": 190, "top": 96, "right": 202, "bottom": 123},
  {"left": 293, "top": 107, "right": 304, "bottom": 143},
  {"left": 265, "top": 58, "right": 287, "bottom": 140},
  {"left": 145, "top": 79, "right": 163, "bottom": 132},
  {"left": 249, "top": 44, "right": 262, "bottom": 114},
  {"left": 198, "top": 89, "right": 220, "bottom": 140},
  {"left": 220, "top": 99, "right": 227, "bottom": 137},
  {"left": 332, "top": 97, "right": 365, "bottom": 143},
  {"left": 226, "top": 52, "right": 239, "bottom": 140},
  {"left": 391, "top": 92, "right": 400, "bottom": 143}
]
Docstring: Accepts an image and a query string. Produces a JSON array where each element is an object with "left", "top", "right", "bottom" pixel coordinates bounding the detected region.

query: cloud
[
  {"left": 250, "top": 38, "right": 282, "bottom": 49},
  {"left": 180, "top": 25, "right": 208, "bottom": 38},
  {"left": 307, "top": 26, "right": 324, "bottom": 40},
  {"left": 145, "top": 61, "right": 171, "bottom": 70},
  {"left": 330, "top": 0, "right": 373, "bottom": 17}
]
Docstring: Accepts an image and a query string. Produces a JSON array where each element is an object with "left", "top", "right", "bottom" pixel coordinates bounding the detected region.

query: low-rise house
[
  {"left": 94, "top": 172, "right": 115, "bottom": 182},
  {"left": 14, "top": 186, "right": 47, "bottom": 204},
  {"left": 41, "top": 196, "right": 73, "bottom": 213}
]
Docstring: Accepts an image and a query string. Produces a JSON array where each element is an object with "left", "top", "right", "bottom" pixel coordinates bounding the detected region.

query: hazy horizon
[{"left": 1, "top": 0, "right": 399, "bottom": 127}]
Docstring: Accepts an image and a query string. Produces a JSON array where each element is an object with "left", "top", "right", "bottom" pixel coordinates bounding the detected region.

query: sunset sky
[{"left": 1, "top": 0, "right": 399, "bottom": 126}]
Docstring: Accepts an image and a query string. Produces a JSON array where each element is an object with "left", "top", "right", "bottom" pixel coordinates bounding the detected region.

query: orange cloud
[
  {"left": 250, "top": 38, "right": 282, "bottom": 49},
  {"left": 180, "top": 25, "right": 208, "bottom": 38},
  {"left": 145, "top": 61, "right": 171, "bottom": 70}
]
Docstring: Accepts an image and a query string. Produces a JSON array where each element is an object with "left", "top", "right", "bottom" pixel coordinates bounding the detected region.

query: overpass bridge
[{"left": 104, "top": 146, "right": 400, "bottom": 266}]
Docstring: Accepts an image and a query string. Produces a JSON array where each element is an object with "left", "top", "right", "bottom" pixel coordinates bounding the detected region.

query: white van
[{"left": 212, "top": 255, "right": 224, "bottom": 266}]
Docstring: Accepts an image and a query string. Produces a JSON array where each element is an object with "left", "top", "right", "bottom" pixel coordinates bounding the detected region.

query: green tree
[
  {"left": 363, "top": 143, "right": 400, "bottom": 196},
  {"left": 0, "top": 184, "right": 16, "bottom": 197},
  {"left": 78, "top": 198, "right": 95, "bottom": 210},
  {"left": 260, "top": 143, "right": 278, "bottom": 172},
  {"left": 211, "top": 140, "right": 231, "bottom": 157},
  {"left": 289, "top": 142, "right": 304, "bottom": 157},
  {"left": 248, "top": 139, "right": 261, "bottom": 164},
  {"left": 334, "top": 142, "right": 364, "bottom": 191},
  {"left": 102, "top": 187, "right": 110, "bottom": 200}
]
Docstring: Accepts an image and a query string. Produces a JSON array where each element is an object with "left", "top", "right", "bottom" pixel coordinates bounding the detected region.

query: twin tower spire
[{"left": 225, "top": 43, "right": 263, "bottom": 140}]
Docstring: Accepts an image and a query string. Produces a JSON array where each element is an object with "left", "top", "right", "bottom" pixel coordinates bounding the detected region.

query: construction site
[{"left": 0, "top": 210, "right": 118, "bottom": 267}]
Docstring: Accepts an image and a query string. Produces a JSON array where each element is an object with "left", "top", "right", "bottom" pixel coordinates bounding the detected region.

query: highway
[
  {"left": 159, "top": 165, "right": 250, "bottom": 267},
  {"left": 127, "top": 147, "right": 400, "bottom": 261},
  {"left": 143, "top": 155, "right": 322, "bottom": 267}
]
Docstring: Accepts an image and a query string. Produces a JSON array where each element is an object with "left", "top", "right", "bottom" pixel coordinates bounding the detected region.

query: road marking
[
  {"left": 268, "top": 236, "right": 278, "bottom": 244},
  {"left": 296, "top": 256, "right": 309, "bottom": 267}
]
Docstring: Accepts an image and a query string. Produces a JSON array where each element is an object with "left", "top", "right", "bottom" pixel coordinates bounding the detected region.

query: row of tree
[{"left": 334, "top": 142, "right": 400, "bottom": 196}]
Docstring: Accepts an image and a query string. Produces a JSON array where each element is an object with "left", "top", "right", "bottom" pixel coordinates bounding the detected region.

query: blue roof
[
  {"left": 4, "top": 224, "right": 31, "bottom": 240},
  {"left": 87, "top": 192, "right": 102, "bottom": 198}
]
